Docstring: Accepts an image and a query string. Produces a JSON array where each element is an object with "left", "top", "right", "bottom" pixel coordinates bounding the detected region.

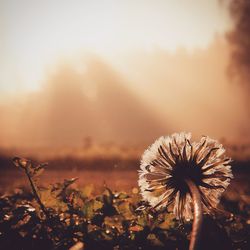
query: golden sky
[
  {"left": 1, "top": 0, "right": 249, "bottom": 150},
  {"left": 0, "top": 0, "right": 231, "bottom": 94}
]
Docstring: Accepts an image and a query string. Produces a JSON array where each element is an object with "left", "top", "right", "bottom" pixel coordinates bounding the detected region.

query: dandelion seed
[{"left": 138, "top": 132, "right": 233, "bottom": 250}]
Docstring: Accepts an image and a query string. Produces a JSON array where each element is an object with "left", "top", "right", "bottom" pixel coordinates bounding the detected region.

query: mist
[
  {"left": 120, "top": 37, "right": 249, "bottom": 141},
  {"left": 0, "top": 56, "right": 169, "bottom": 148},
  {"left": 0, "top": 37, "right": 249, "bottom": 152},
  {"left": 227, "top": 0, "right": 250, "bottom": 95}
]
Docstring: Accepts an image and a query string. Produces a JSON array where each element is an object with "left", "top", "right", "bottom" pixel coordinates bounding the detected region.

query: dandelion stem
[{"left": 185, "top": 179, "right": 203, "bottom": 250}]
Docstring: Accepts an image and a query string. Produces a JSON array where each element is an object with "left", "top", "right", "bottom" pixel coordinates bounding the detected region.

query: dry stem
[{"left": 185, "top": 179, "right": 203, "bottom": 250}]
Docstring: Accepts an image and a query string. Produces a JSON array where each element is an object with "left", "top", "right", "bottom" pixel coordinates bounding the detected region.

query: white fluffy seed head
[{"left": 138, "top": 132, "right": 233, "bottom": 221}]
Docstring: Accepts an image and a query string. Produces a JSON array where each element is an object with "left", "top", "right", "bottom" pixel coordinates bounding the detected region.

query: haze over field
[{"left": 0, "top": 0, "right": 249, "bottom": 153}]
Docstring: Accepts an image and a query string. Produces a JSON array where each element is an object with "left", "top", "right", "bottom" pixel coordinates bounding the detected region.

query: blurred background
[{"left": 0, "top": 0, "right": 250, "bottom": 191}]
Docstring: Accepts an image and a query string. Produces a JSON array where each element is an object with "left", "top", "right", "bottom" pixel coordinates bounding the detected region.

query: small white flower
[{"left": 138, "top": 132, "right": 233, "bottom": 221}]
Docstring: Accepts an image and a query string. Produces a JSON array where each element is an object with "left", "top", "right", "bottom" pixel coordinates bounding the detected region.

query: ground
[{"left": 0, "top": 156, "right": 249, "bottom": 249}]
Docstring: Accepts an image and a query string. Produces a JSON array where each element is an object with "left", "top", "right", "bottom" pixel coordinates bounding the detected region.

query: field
[
  {"left": 0, "top": 154, "right": 250, "bottom": 250},
  {"left": 0, "top": 169, "right": 138, "bottom": 193},
  {"left": 0, "top": 155, "right": 140, "bottom": 192}
]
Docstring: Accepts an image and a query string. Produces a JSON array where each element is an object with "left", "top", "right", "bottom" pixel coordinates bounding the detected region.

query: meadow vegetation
[{"left": 0, "top": 157, "right": 249, "bottom": 250}]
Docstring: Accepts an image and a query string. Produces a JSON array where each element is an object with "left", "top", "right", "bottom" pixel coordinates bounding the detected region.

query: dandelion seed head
[{"left": 138, "top": 132, "right": 233, "bottom": 221}]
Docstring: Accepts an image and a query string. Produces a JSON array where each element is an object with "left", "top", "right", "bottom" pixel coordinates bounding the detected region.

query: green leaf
[
  {"left": 136, "top": 211, "right": 149, "bottom": 227},
  {"left": 114, "top": 192, "right": 129, "bottom": 200},
  {"left": 39, "top": 186, "right": 68, "bottom": 212},
  {"left": 115, "top": 200, "right": 135, "bottom": 220},
  {"left": 103, "top": 187, "right": 114, "bottom": 206},
  {"left": 50, "top": 178, "right": 78, "bottom": 199},
  {"left": 68, "top": 191, "right": 85, "bottom": 209},
  {"left": 82, "top": 199, "right": 103, "bottom": 219},
  {"left": 80, "top": 185, "right": 94, "bottom": 199}
]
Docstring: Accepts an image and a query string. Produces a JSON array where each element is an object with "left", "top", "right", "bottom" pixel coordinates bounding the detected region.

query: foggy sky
[{"left": 0, "top": 38, "right": 249, "bottom": 150}]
